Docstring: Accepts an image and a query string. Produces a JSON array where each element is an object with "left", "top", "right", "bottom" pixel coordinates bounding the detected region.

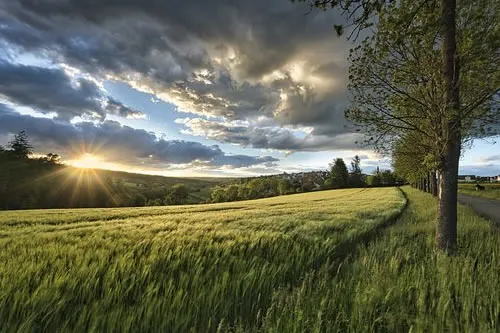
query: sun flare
[{"left": 71, "top": 153, "right": 102, "bottom": 169}]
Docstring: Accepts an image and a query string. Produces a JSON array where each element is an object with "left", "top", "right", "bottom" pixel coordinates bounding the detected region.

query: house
[{"left": 458, "top": 175, "right": 476, "bottom": 183}]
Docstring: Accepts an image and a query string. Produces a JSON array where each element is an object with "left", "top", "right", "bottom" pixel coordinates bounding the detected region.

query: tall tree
[
  {"left": 346, "top": 0, "right": 498, "bottom": 251},
  {"left": 8, "top": 131, "right": 33, "bottom": 159},
  {"left": 329, "top": 158, "right": 349, "bottom": 188},
  {"left": 349, "top": 155, "right": 364, "bottom": 187},
  {"left": 295, "top": 0, "right": 499, "bottom": 251}
]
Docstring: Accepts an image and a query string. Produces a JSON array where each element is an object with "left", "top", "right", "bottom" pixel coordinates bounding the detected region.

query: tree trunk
[
  {"left": 431, "top": 171, "right": 438, "bottom": 197},
  {"left": 427, "top": 172, "right": 432, "bottom": 194},
  {"left": 437, "top": 0, "right": 460, "bottom": 253}
]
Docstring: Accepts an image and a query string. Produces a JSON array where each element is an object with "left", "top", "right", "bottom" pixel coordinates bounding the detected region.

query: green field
[
  {"left": 1, "top": 187, "right": 499, "bottom": 332},
  {"left": 459, "top": 183, "right": 500, "bottom": 200}
]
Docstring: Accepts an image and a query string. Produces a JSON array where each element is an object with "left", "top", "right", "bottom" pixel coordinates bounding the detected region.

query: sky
[{"left": 0, "top": 0, "right": 498, "bottom": 177}]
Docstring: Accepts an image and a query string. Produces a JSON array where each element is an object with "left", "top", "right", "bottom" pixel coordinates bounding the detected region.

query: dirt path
[{"left": 458, "top": 193, "right": 500, "bottom": 225}]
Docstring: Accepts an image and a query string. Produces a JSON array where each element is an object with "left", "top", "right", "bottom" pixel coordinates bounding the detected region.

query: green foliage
[
  {"left": 329, "top": 158, "right": 349, "bottom": 188},
  {"left": 165, "top": 184, "right": 189, "bottom": 205},
  {"left": 146, "top": 198, "right": 163, "bottom": 206},
  {"left": 324, "top": 178, "right": 334, "bottom": 189},
  {"left": 0, "top": 188, "right": 405, "bottom": 332},
  {"left": 277, "top": 178, "right": 291, "bottom": 195},
  {"left": 7, "top": 131, "right": 33, "bottom": 159},
  {"left": 380, "top": 169, "right": 395, "bottom": 185},
  {"left": 209, "top": 173, "right": 324, "bottom": 203},
  {"left": 366, "top": 174, "right": 381, "bottom": 186},
  {"left": 211, "top": 186, "right": 228, "bottom": 203},
  {"left": 349, "top": 155, "right": 365, "bottom": 187},
  {"left": 345, "top": 0, "right": 499, "bottom": 152}
]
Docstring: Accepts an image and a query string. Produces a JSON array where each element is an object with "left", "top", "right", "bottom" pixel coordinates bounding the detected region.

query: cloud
[
  {"left": 177, "top": 117, "right": 361, "bottom": 151},
  {"left": 480, "top": 154, "right": 500, "bottom": 163},
  {"left": 0, "top": 60, "right": 143, "bottom": 121},
  {"left": 0, "top": 104, "right": 278, "bottom": 168},
  {"left": 0, "top": 0, "right": 352, "bottom": 149},
  {"left": 459, "top": 164, "right": 500, "bottom": 177}
]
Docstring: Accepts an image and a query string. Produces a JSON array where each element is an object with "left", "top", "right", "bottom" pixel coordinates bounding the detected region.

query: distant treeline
[
  {"left": 0, "top": 132, "right": 400, "bottom": 209},
  {"left": 208, "top": 156, "right": 401, "bottom": 203}
]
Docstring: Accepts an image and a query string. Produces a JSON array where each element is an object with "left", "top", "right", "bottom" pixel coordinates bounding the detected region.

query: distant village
[{"left": 458, "top": 175, "right": 500, "bottom": 183}]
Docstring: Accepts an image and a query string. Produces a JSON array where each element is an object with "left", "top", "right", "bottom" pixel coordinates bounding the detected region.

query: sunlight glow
[{"left": 71, "top": 153, "right": 103, "bottom": 169}]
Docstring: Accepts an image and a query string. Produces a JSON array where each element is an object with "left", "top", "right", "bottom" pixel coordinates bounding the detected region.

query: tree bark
[
  {"left": 431, "top": 171, "right": 438, "bottom": 197},
  {"left": 437, "top": 0, "right": 460, "bottom": 253},
  {"left": 427, "top": 172, "right": 432, "bottom": 194}
]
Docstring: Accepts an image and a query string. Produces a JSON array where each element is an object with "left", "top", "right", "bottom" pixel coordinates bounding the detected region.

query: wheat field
[{"left": 0, "top": 188, "right": 405, "bottom": 332}]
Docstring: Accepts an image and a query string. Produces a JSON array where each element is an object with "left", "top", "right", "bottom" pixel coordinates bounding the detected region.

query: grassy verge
[
  {"left": 0, "top": 188, "right": 405, "bottom": 332},
  {"left": 459, "top": 183, "right": 500, "bottom": 200},
  {"left": 255, "top": 187, "right": 500, "bottom": 332}
]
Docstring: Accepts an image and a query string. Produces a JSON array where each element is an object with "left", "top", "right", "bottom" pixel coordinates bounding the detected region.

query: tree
[
  {"left": 278, "top": 178, "right": 291, "bottom": 195},
  {"left": 211, "top": 186, "right": 228, "bottom": 203},
  {"left": 380, "top": 170, "right": 395, "bottom": 186},
  {"left": 329, "top": 158, "right": 349, "bottom": 188},
  {"left": 339, "top": 0, "right": 497, "bottom": 252},
  {"left": 349, "top": 155, "right": 364, "bottom": 187},
  {"left": 392, "top": 133, "right": 438, "bottom": 195},
  {"left": 366, "top": 174, "right": 381, "bottom": 186},
  {"left": 165, "top": 184, "right": 189, "bottom": 205},
  {"left": 8, "top": 131, "right": 33, "bottom": 159},
  {"left": 226, "top": 184, "right": 240, "bottom": 202},
  {"left": 41, "top": 153, "right": 61, "bottom": 164},
  {"left": 293, "top": 0, "right": 498, "bottom": 250}
]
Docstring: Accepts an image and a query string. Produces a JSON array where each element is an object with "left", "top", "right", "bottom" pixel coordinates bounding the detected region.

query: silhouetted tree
[
  {"left": 349, "top": 155, "right": 364, "bottom": 187},
  {"left": 8, "top": 131, "right": 33, "bottom": 159}
]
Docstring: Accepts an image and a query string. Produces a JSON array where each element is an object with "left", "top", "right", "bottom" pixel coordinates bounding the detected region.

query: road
[{"left": 458, "top": 193, "right": 500, "bottom": 225}]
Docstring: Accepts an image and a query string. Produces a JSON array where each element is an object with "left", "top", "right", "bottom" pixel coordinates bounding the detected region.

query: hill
[{"left": 0, "top": 155, "right": 231, "bottom": 209}]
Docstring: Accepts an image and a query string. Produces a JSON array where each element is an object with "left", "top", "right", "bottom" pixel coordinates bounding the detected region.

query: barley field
[
  {"left": 2, "top": 187, "right": 499, "bottom": 332},
  {"left": 0, "top": 188, "right": 405, "bottom": 332}
]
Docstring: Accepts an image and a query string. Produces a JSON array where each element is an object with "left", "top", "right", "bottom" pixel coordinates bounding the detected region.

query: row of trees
[
  {"left": 210, "top": 156, "right": 399, "bottom": 203},
  {"left": 296, "top": 0, "right": 499, "bottom": 251},
  {"left": 210, "top": 176, "right": 310, "bottom": 203},
  {"left": 325, "top": 156, "right": 399, "bottom": 189}
]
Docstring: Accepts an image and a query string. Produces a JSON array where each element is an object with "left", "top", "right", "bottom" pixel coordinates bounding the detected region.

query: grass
[
  {"left": 256, "top": 187, "right": 500, "bottom": 332},
  {"left": 1, "top": 187, "right": 498, "bottom": 332},
  {"left": 0, "top": 188, "right": 405, "bottom": 332},
  {"left": 459, "top": 183, "right": 500, "bottom": 200}
]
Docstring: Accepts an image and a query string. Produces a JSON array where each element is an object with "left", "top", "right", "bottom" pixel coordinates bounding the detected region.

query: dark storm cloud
[
  {"left": 0, "top": 60, "right": 143, "bottom": 120},
  {"left": 0, "top": 105, "right": 278, "bottom": 167},
  {"left": 179, "top": 118, "right": 360, "bottom": 151},
  {"left": 0, "top": 0, "right": 352, "bottom": 147}
]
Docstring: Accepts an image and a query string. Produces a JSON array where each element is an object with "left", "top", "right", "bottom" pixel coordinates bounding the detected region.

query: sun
[{"left": 72, "top": 153, "right": 102, "bottom": 169}]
